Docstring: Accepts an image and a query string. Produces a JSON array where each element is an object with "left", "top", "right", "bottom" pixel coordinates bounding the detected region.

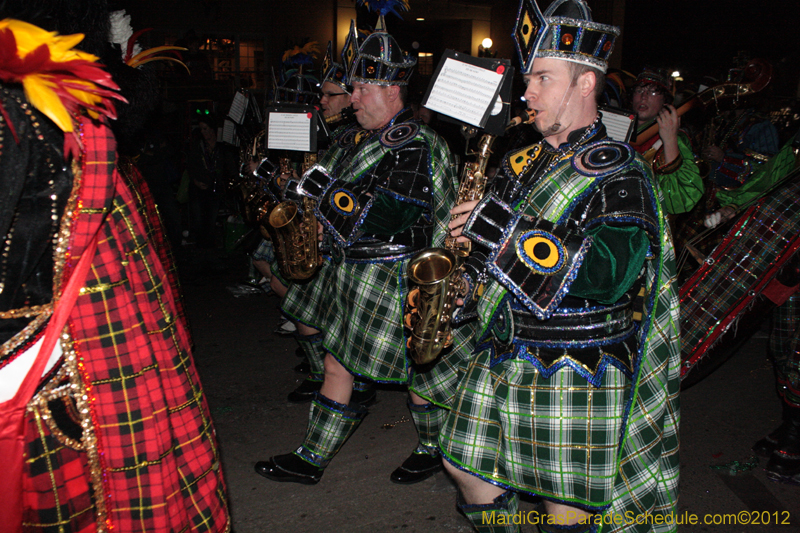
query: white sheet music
[
  {"left": 228, "top": 92, "right": 248, "bottom": 125},
  {"left": 424, "top": 57, "right": 503, "bottom": 127},
  {"left": 268, "top": 112, "right": 312, "bottom": 152},
  {"left": 222, "top": 119, "right": 238, "bottom": 146},
  {"left": 600, "top": 110, "right": 635, "bottom": 142}
]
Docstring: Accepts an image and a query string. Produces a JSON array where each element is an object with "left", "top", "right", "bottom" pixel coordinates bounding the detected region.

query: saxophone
[
  {"left": 405, "top": 111, "right": 536, "bottom": 364},
  {"left": 268, "top": 153, "right": 321, "bottom": 280}
]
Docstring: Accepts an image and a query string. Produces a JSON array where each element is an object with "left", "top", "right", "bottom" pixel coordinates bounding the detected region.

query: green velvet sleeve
[
  {"left": 716, "top": 140, "right": 798, "bottom": 209},
  {"left": 657, "top": 133, "right": 704, "bottom": 215},
  {"left": 360, "top": 195, "right": 425, "bottom": 236},
  {"left": 570, "top": 225, "right": 650, "bottom": 304}
]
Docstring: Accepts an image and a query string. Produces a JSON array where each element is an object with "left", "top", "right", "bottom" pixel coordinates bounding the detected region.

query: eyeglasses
[
  {"left": 632, "top": 86, "right": 664, "bottom": 97},
  {"left": 322, "top": 92, "right": 348, "bottom": 98}
]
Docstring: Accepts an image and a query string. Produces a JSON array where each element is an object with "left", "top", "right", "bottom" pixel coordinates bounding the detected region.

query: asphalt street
[{"left": 179, "top": 247, "right": 800, "bottom": 533}]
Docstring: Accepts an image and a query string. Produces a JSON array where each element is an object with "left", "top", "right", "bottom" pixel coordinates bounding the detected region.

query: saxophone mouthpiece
[{"left": 507, "top": 110, "right": 537, "bottom": 129}]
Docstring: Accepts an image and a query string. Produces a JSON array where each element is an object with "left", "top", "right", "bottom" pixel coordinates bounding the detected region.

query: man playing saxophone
[
  {"left": 254, "top": 8, "right": 461, "bottom": 486},
  {"left": 437, "top": 0, "right": 681, "bottom": 530}
]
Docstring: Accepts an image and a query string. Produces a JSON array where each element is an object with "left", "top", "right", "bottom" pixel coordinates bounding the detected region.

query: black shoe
[
  {"left": 351, "top": 386, "right": 377, "bottom": 408},
  {"left": 753, "top": 433, "right": 782, "bottom": 458},
  {"left": 389, "top": 451, "right": 443, "bottom": 484},
  {"left": 765, "top": 403, "right": 800, "bottom": 484},
  {"left": 254, "top": 453, "right": 323, "bottom": 485},
  {"left": 287, "top": 378, "right": 322, "bottom": 403},
  {"left": 294, "top": 360, "right": 310, "bottom": 374}
]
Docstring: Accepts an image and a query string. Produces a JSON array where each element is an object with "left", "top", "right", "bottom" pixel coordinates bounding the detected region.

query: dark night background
[{"left": 622, "top": 0, "right": 798, "bottom": 95}]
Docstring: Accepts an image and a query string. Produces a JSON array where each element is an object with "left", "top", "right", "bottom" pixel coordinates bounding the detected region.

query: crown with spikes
[
  {"left": 346, "top": 0, "right": 416, "bottom": 86},
  {"left": 321, "top": 41, "right": 349, "bottom": 93},
  {"left": 513, "top": 0, "right": 619, "bottom": 74}
]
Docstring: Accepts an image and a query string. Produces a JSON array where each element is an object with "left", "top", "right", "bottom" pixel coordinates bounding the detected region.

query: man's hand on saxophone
[{"left": 448, "top": 199, "right": 480, "bottom": 243}]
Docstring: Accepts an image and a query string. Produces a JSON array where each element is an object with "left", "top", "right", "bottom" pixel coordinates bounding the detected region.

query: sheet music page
[
  {"left": 222, "top": 119, "right": 238, "bottom": 146},
  {"left": 228, "top": 92, "right": 248, "bottom": 125},
  {"left": 268, "top": 112, "right": 312, "bottom": 152},
  {"left": 600, "top": 111, "right": 635, "bottom": 142},
  {"left": 425, "top": 57, "right": 503, "bottom": 127}
]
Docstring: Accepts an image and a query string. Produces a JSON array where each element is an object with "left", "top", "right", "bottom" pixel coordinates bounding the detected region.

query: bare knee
[
  {"left": 443, "top": 461, "right": 505, "bottom": 505},
  {"left": 542, "top": 501, "right": 592, "bottom": 525},
  {"left": 296, "top": 323, "right": 319, "bottom": 336},
  {"left": 270, "top": 276, "right": 288, "bottom": 298},
  {"left": 323, "top": 354, "right": 353, "bottom": 385}
]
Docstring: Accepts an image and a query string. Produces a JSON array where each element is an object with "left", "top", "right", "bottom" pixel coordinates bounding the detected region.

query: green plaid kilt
[
  {"left": 284, "top": 259, "right": 477, "bottom": 396},
  {"left": 409, "top": 318, "right": 478, "bottom": 407},
  {"left": 282, "top": 257, "right": 410, "bottom": 382},
  {"left": 441, "top": 344, "right": 681, "bottom": 531},
  {"left": 441, "top": 141, "right": 681, "bottom": 531}
]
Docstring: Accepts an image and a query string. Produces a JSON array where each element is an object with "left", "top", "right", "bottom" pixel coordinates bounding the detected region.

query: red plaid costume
[{"left": 1, "top": 99, "right": 229, "bottom": 532}]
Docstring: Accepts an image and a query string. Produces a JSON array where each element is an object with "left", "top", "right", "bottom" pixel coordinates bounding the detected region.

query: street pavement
[{"left": 179, "top": 248, "right": 800, "bottom": 532}]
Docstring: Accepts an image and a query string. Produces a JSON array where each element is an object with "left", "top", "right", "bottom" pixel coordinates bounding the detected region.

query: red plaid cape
[{"left": 20, "top": 116, "right": 229, "bottom": 533}]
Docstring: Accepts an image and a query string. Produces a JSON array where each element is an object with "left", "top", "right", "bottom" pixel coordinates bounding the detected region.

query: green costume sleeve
[
  {"left": 656, "top": 133, "right": 704, "bottom": 215},
  {"left": 360, "top": 196, "right": 425, "bottom": 235},
  {"left": 570, "top": 225, "right": 650, "bottom": 304},
  {"left": 716, "top": 140, "right": 798, "bottom": 209}
]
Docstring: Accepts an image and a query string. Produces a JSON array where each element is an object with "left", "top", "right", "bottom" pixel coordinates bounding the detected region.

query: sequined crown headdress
[
  {"left": 345, "top": 0, "right": 416, "bottom": 86},
  {"left": 513, "top": 0, "right": 619, "bottom": 74},
  {"left": 321, "top": 40, "right": 349, "bottom": 93}
]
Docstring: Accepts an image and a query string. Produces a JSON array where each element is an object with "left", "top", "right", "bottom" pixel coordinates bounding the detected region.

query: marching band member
[
  {"left": 439, "top": 0, "right": 681, "bottom": 530},
  {"left": 255, "top": 2, "right": 461, "bottom": 486}
]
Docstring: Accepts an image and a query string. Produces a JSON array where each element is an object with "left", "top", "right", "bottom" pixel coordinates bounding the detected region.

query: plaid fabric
[
  {"left": 459, "top": 490, "right": 520, "bottom": 533},
  {"left": 284, "top": 259, "right": 410, "bottom": 382},
  {"left": 282, "top": 113, "right": 458, "bottom": 384},
  {"left": 681, "top": 173, "right": 800, "bottom": 376},
  {"left": 441, "top": 135, "right": 681, "bottom": 531},
  {"left": 20, "top": 117, "right": 229, "bottom": 532},
  {"left": 296, "top": 394, "right": 366, "bottom": 468},
  {"left": 251, "top": 238, "right": 275, "bottom": 263},
  {"left": 407, "top": 400, "right": 448, "bottom": 454},
  {"left": 117, "top": 158, "right": 190, "bottom": 342},
  {"left": 773, "top": 294, "right": 800, "bottom": 406},
  {"left": 296, "top": 332, "right": 325, "bottom": 381},
  {"left": 409, "top": 318, "right": 478, "bottom": 407}
]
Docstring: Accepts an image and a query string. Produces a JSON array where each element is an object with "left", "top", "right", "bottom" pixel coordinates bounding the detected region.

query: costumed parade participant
[
  {"left": 629, "top": 67, "right": 704, "bottom": 215},
  {"left": 254, "top": 0, "right": 463, "bottom": 486},
  {"left": 439, "top": 0, "right": 681, "bottom": 530},
  {"left": 0, "top": 7, "right": 229, "bottom": 533},
  {"left": 277, "top": 41, "right": 379, "bottom": 405}
]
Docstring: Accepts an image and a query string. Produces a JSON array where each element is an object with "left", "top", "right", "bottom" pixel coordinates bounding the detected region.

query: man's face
[
  {"left": 349, "top": 81, "right": 393, "bottom": 130},
  {"left": 522, "top": 58, "right": 580, "bottom": 139},
  {"left": 631, "top": 84, "right": 666, "bottom": 123},
  {"left": 320, "top": 81, "right": 350, "bottom": 118}
]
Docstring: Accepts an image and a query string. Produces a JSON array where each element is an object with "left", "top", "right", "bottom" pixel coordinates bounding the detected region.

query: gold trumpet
[{"left": 405, "top": 110, "right": 537, "bottom": 364}]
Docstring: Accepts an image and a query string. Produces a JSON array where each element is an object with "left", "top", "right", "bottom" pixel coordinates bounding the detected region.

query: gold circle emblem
[
  {"left": 334, "top": 191, "right": 355, "bottom": 213},
  {"left": 523, "top": 237, "right": 559, "bottom": 269}
]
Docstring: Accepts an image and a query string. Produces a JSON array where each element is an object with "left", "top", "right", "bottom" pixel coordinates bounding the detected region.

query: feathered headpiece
[
  {"left": 513, "top": 0, "right": 619, "bottom": 74},
  {"left": 0, "top": 18, "right": 126, "bottom": 157},
  {"left": 109, "top": 10, "right": 188, "bottom": 72},
  {"left": 358, "top": 0, "right": 409, "bottom": 30},
  {"left": 346, "top": 0, "right": 415, "bottom": 86},
  {"left": 282, "top": 41, "right": 321, "bottom": 69}
]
